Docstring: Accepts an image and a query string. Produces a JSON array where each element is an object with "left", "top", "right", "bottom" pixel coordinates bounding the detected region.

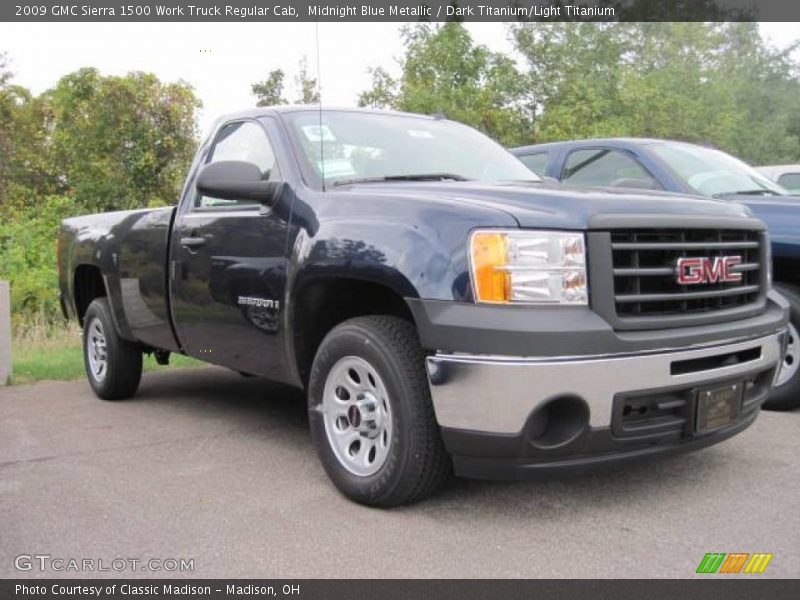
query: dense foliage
[
  {"left": 46, "top": 68, "right": 200, "bottom": 212},
  {"left": 0, "top": 196, "right": 73, "bottom": 322},
  {"left": 0, "top": 57, "right": 199, "bottom": 325}
]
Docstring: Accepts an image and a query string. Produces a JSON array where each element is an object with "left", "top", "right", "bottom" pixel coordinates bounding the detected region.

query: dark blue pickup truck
[
  {"left": 513, "top": 139, "right": 800, "bottom": 410},
  {"left": 58, "top": 109, "right": 789, "bottom": 506}
]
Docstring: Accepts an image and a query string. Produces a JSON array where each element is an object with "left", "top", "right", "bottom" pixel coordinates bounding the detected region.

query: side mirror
[{"left": 196, "top": 161, "right": 282, "bottom": 205}]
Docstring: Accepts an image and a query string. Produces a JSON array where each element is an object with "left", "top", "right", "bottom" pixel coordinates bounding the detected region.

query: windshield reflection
[
  {"left": 283, "top": 110, "right": 541, "bottom": 189},
  {"left": 651, "top": 142, "right": 789, "bottom": 198}
]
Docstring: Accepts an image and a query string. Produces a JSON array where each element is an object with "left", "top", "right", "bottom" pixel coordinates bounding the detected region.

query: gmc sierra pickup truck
[{"left": 59, "top": 107, "right": 789, "bottom": 506}]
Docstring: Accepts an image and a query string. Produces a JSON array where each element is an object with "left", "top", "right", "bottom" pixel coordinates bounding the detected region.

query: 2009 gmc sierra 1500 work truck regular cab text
[{"left": 59, "top": 108, "right": 789, "bottom": 506}]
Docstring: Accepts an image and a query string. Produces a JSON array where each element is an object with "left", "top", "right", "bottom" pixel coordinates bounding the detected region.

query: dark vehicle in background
[
  {"left": 58, "top": 110, "right": 789, "bottom": 506},
  {"left": 512, "top": 139, "right": 800, "bottom": 410}
]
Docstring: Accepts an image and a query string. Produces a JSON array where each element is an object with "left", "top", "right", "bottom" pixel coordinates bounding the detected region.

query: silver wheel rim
[
  {"left": 86, "top": 317, "right": 108, "bottom": 383},
  {"left": 776, "top": 322, "right": 799, "bottom": 387},
  {"left": 322, "top": 356, "right": 393, "bottom": 477}
]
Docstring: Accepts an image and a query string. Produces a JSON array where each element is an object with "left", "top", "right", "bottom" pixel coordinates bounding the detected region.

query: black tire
[
  {"left": 308, "top": 315, "right": 451, "bottom": 507},
  {"left": 764, "top": 283, "right": 800, "bottom": 411},
  {"left": 82, "top": 298, "right": 142, "bottom": 400}
]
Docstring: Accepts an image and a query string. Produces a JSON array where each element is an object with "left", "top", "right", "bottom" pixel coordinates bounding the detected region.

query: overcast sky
[{"left": 0, "top": 22, "right": 796, "bottom": 136}]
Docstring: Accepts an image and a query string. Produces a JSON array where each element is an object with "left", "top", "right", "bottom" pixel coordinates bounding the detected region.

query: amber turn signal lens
[{"left": 471, "top": 232, "right": 510, "bottom": 302}]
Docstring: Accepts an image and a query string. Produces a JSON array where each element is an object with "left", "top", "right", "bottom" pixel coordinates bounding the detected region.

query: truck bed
[{"left": 58, "top": 206, "right": 180, "bottom": 352}]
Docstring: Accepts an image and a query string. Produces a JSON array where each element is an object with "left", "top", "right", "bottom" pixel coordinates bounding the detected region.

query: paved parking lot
[{"left": 1, "top": 367, "right": 798, "bottom": 578}]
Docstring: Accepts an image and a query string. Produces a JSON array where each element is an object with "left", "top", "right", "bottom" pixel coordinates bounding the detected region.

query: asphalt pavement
[{"left": 1, "top": 367, "right": 798, "bottom": 578}]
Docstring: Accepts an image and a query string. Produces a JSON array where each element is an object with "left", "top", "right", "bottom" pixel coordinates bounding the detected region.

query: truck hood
[{"left": 345, "top": 181, "right": 757, "bottom": 230}]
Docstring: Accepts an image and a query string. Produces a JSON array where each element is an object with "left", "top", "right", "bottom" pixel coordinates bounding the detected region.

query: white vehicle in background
[{"left": 757, "top": 165, "right": 800, "bottom": 195}]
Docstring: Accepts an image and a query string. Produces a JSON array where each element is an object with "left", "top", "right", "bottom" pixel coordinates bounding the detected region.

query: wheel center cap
[{"left": 348, "top": 393, "right": 384, "bottom": 436}]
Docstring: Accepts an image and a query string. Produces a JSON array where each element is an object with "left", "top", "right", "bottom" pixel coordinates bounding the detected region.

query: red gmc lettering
[{"left": 677, "top": 256, "right": 742, "bottom": 285}]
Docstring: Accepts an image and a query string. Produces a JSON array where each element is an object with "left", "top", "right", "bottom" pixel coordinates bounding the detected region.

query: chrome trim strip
[
  {"left": 616, "top": 285, "right": 760, "bottom": 303},
  {"left": 611, "top": 240, "right": 759, "bottom": 250},
  {"left": 436, "top": 331, "right": 781, "bottom": 364},
  {"left": 426, "top": 332, "right": 784, "bottom": 435}
]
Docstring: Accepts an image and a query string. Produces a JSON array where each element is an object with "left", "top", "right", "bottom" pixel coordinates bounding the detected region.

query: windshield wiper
[
  {"left": 332, "top": 173, "right": 471, "bottom": 186},
  {"left": 713, "top": 189, "right": 781, "bottom": 197}
]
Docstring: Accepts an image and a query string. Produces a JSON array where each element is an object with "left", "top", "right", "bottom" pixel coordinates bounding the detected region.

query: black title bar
[
  {"left": 3, "top": 579, "right": 800, "bottom": 600},
  {"left": 3, "top": 0, "right": 800, "bottom": 22}
]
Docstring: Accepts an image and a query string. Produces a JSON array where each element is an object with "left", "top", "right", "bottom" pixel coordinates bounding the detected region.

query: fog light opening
[{"left": 529, "top": 395, "right": 589, "bottom": 449}]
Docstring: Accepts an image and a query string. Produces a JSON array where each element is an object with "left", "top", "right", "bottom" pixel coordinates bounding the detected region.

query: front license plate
[{"left": 695, "top": 381, "right": 743, "bottom": 433}]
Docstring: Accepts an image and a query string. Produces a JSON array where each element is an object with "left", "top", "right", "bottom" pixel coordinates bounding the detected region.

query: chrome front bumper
[{"left": 426, "top": 331, "right": 786, "bottom": 435}]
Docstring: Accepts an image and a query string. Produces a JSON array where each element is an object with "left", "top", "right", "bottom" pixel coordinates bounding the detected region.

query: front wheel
[
  {"left": 308, "top": 316, "right": 451, "bottom": 506},
  {"left": 764, "top": 283, "right": 800, "bottom": 411},
  {"left": 83, "top": 298, "right": 142, "bottom": 400}
]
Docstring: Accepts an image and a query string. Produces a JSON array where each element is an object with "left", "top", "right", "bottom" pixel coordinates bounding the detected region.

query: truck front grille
[{"left": 610, "top": 229, "right": 763, "bottom": 318}]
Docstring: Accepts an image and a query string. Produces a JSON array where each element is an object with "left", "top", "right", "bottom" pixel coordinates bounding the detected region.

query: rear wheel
[
  {"left": 764, "top": 283, "right": 800, "bottom": 411},
  {"left": 308, "top": 316, "right": 451, "bottom": 506},
  {"left": 82, "top": 298, "right": 142, "bottom": 400}
]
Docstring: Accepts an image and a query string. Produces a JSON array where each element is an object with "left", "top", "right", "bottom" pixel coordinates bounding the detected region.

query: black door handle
[{"left": 180, "top": 236, "right": 207, "bottom": 248}]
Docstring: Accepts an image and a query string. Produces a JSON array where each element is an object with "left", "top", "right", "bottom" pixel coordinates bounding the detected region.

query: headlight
[{"left": 469, "top": 229, "right": 588, "bottom": 305}]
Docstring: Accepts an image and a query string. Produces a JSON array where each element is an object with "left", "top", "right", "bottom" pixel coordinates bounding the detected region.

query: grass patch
[{"left": 9, "top": 322, "right": 203, "bottom": 385}]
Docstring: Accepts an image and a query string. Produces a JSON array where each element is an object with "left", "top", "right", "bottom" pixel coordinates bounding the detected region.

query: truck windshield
[
  {"left": 650, "top": 141, "right": 788, "bottom": 198},
  {"left": 282, "top": 110, "right": 540, "bottom": 188}
]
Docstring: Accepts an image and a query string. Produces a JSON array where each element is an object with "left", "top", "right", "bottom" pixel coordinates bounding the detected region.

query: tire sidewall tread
[
  {"left": 83, "top": 298, "right": 142, "bottom": 401},
  {"left": 765, "top": 283, "right": 800, "bottom": 410},
  {"left": 308, "top": 315, "right": 451, "bottom": 507}
]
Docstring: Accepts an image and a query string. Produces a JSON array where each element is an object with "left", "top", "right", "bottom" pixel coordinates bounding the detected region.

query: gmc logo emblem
[{"left": 676, "top": 256, "right": 743, "bottom": 285}]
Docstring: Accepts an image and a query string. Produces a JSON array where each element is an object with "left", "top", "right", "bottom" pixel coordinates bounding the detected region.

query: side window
[
  {"left": 562, "top": 148, "right": 661, "bottom": 190},
  {"left": 197, "top": 121, "right": 279, "bottom": 208},
  {"left": 777, "top": 173, "right": 800, "bottom": 193},
  {"left": 518, "top": 152, "right": 549, "bottom": 177}
]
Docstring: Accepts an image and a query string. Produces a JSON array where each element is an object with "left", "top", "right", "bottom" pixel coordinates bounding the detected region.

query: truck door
[{"left": 170, "top": 118, "right": 292, "bottom": 380}]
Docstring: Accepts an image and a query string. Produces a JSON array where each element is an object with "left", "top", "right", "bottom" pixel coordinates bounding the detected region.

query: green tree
[
  {"left": 45, "top": 68, "right": 200, "bottom": 212},
  {"left": 252, "top": 57, "right": 319, "bottom": 107},
  {"left": 358, "top": 23, "right": 535, "bottom": 146},
  {"left": 358, "top": 67, "right": 397, "bottom": 109},
  {"left": 294, "top": 56, "right": 319, "bottom": 104},
  {"left": 0, "top": 54, "right": 57, "bottom": 208},
  {"left": 0, "top": 195, "right": 73, "bottom": 323},
  {"left": 715, "top": 23, "right": 800, "bottom": 164},
  {"left": 0, "top": 53, "right": 12, "bottom": 199},
  {"left": 252, "top": 69, "right": 286, "bottom": 107}
]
